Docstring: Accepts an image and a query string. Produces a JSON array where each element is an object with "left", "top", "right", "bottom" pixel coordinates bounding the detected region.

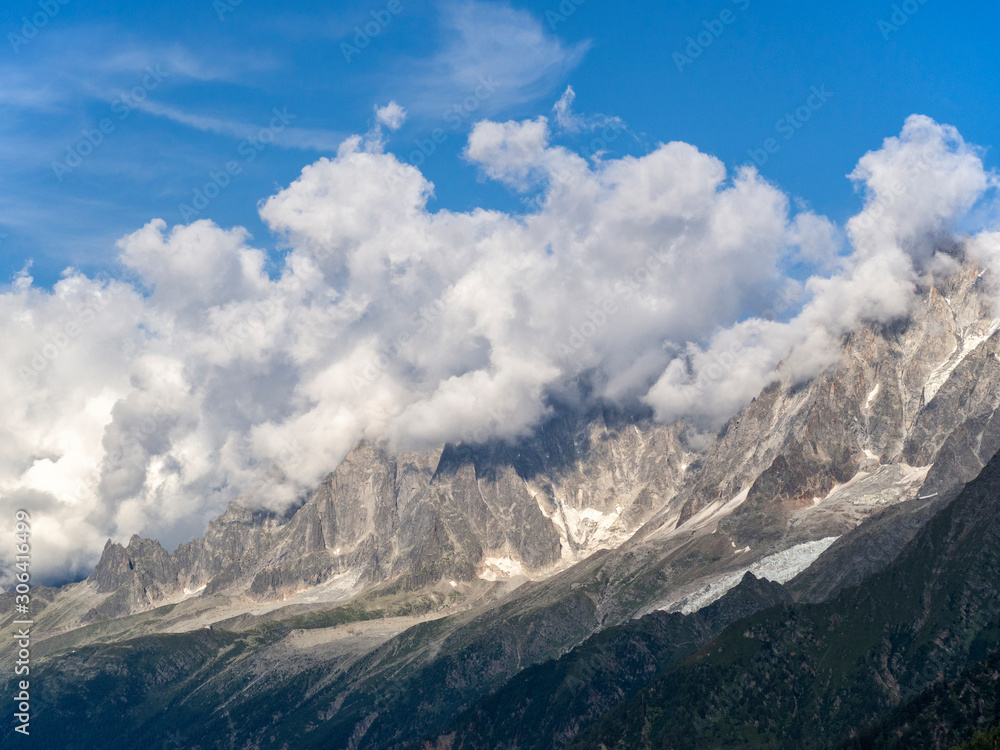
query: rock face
[
  {"left": 85, "top": 535, "right": 180, "bottom": 620},
  {"left": 572, "top": 433, "right": 1000, "bottom": 750},
  {"left": 86, "top": 408, "right": 693, "bottom": 617},
  {"left": 81, "top": 259, "right": 1000, "bottom": 628},
  {"left": 586, "top": 261, "right": 1000, "bottom": 618}
]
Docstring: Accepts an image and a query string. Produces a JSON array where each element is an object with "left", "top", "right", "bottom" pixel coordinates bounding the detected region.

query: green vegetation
[
  {"left": 437, "top": 574, "right": 790, "bottom": 749},
  {"left": 953, "top": 728, "right": 1000, "bottom": 750}
]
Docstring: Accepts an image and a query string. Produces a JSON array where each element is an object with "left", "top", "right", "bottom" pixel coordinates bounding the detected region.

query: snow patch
[
  {"left": 294, "top": 569, "right": 363, "bottom": 604},
  {"left": 864, "top": 383, "right": 880, "bottom": 410},
  {"left": 678, "top": 487, "right": 751, "bottom": 533},
  {"left": 478, "top": 555, "right": 526, "bottom": 581},
  {"left": 534, "top": 493, "right": 628, "bottom": 563},
  {"left": 166, "top": 584, "right": 207, "bottom": 604},
  {"left": 657, "top": 537, "right": 838, "bottom": 615},
  {"left": 924, "top": 318, "right": 1000, "bottom": 403}
]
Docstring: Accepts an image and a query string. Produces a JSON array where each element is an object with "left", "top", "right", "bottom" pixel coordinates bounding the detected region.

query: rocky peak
[
  {"left": 77, "top": 403, "right": 694, "bottom": 617},
  {"left": 77, "top": 257, "right": 1000, "bottom": 625},
  {"left": 89, "top": 536, "right": 174, "bottom": 594},
  {"left": 90, "top": 539, "right": 133, "bottom": 593}
]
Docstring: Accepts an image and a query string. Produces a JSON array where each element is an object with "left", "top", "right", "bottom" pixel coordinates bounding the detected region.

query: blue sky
[{"left": 1, "top": 0, "right": 998, "bottom": 288}]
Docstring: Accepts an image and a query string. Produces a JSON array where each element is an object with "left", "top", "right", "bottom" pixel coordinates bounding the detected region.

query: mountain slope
[
  {"left": 839, "top": 648, "right": 1000, "bottom": 749},
  {"left": 429, "top": 573, "right": 790, "bottom": 750},
  {"left": 572, "top": 443, "right": 1000, "bottom": 749},
  {"left": 42, "top": 407, "right": 692, "bottom": 631},
  {"left": 11, "top": 259, "right": 1000, "bottom": 749}
]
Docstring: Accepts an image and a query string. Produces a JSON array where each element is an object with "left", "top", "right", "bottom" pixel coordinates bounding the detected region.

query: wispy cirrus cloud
[
  {"left": 132, "top": 100, "right": 344, "bottom": 152},
  {"left": 92, "top": 43, "right": 279, "bottom": 83},
  {"left": 386, "top": 1, "right": 590, "bottom": 120}
]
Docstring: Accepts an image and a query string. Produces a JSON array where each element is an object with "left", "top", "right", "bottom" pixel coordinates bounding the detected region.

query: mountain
[
  {"left": 45, "top": 406, "right": 692, "bottom": 628},
  {"left": 842, "top": 649, "right": 1000, "bottom": 748},
  {"left": 426, "top": 572, "right": 790, "bottom": 750},
  {"left": 7, "top": 257, "right": 1000, "bottom": 749},
  {"left": 571, "top": 442, "right": 1000, "bottom": 749},
  {"left": 46, "top": 263, "right": 1000, "bottom": 632}
]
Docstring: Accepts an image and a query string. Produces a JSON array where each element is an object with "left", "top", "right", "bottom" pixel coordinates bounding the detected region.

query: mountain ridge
[
  {"left": 570, "top": 427, "right": 1000, "bottom": 749},
  {"left": 9, "top": 255, "right": 1000, "bottom": 749}
]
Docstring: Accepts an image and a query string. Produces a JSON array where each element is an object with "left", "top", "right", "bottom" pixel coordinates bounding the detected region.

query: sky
[
  {"left": 2, "top": 0, "right": 998, "bottom": 286},
  {"left": 2, "top": 0, "right": 1000, "bottom": 584}
]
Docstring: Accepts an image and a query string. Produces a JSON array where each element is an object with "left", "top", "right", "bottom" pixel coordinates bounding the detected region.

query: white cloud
[
  {"left": 847, "top": 114, "right": 994, "bottom": 264},
  {"left": 395, "top": 1, "right": 589, "bottom": 119},
  {"left": 375, "top": 101, "right": 407, "bottom": 131},
  {"left": 552, "top": 85, "right": 626, "bottom": 137},
  {"left": 1, "top": 113, "right": 998, "bottom": 585},
  {"left": 552, "top": 86, "right": 583, "bottom": 132},
  {"left": 645, "top": 115, "right": 999, "bottom": 430},
  {"left": 363, "top": 102, "right": 409, "bottom": 152},
  {"left": 464, "top": 116, "right": 554, "bottom": 190},
  {"left": 93, "top": 43, "right": 278, "bottom": 83},
  {"left": 785, "top": 210, "right": 843, "bottom": 269},
  {"left": 132, "top": 100, "right": 344, "bottom": 152}
]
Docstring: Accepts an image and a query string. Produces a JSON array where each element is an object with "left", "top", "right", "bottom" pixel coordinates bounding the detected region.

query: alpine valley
[{"left": 8, "top": 255, "right": 1000, "bottom": 749}]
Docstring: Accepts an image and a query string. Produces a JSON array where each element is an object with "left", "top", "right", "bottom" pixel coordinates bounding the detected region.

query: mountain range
[{"left": 6, "top": 255, "right": 1000, "bottom": 748}]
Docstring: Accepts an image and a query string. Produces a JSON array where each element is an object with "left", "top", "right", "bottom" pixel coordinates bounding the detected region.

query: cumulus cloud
[
  {"left": 363, "top": 101, "right": 409, "bottom": 152},
  {"left": 645, "top": 114, "right": 999, "bottom": 430},
  {"left": 847, "top": 115, "right": 993, "bottom": 264},
  {"left": 375, "top": 101, "right": 407, "bottom": 131},
  {"left": 1, "top": 112, "right": 998, "bottom": 584}
]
